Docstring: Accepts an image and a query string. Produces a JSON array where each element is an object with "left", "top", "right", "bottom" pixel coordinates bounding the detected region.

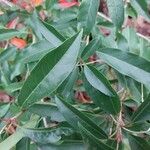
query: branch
[
  {"left": 97, "top": 12, "right": 150, "bottom": 43},
  {"left": 0, "top": 0, "right": 13, "bottom": 7}
]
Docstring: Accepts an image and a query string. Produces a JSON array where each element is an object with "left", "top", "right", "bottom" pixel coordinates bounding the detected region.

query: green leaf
[
  {"left": 28, "top": 12, "right": 65, "bottom": 46},
  {"left": 78, "top": 123, "right": 113, "bottom": 150},
  {"left": 28, "top": 103, "right": 65, "bottom": 122},
  {"left": 18, "top": 40, "right": 55, "bottom": 63},
  {"left": 131, "top": 94, "right": 150, "bottom": 122},
  {"left": 38, "top": 141, "right": 85, "bottom": 150},
  {"left": 0, "top": 47, "right": 16, "bottom": 64},
  {"left": 57, "top": 68, "right": 78, "bottom": 98},
  {"left": 0, "top": 131, "right": 24, "bottom": 150},
  {"left": 55, "top": 96, "right": 107, "bottom": 139},
  {"left": 122, "top": 27, "right": 139, "bottom": 54},
  {"left": 117, "top": 33, "right": 129, "bottom": 51},
  {"left": 97, "top": 48, "right": 150, "bottom": 89},
  {"left": 84, "top": 65, "right": 120, "bottom": 115},
  {"left": 81, "top": 37, "right": 102, "bottom": 60},
  {"left": 0, "top": 103, "right": 10, "bottom": 118},
  {"left": 78, "top": 0, "right": 99, "bottom": 34},
  {"left": 16, "top": 138, "right": 30, "bottom": 150},
  {"left": 128, "top": 134, "right": 150, "bottom": 150},
  {"left": 0, "top": 82, "right": 24, "bottom": 93},
  {"left": 131, "top": 0, "right": 150, "bottom": 20},
  {"left": 106, "top": 0, "right": 124, "bottom": 29},
  {"left": 22, "top": 126, "right": 74, "bottom": 144},
  {"left": 84, "top": 65, "right": 117, "bottom": 97},
  {"left": 18, "top": 31, "right": 82, "bottom": 109},
  {"left": 0, "top": 29, "right": 24, "bottom": 41}
]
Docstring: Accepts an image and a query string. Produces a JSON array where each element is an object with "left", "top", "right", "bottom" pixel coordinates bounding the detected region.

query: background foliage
[{"left": 0, "top": 0, "right": 150, "bottom": 150}]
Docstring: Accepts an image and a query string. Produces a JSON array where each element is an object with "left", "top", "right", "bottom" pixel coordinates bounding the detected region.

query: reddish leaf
[
  {"left": 59, "top": 0, "right": 79, "bottom": 8},
  {"left": 6, "top": 17, "right": 19, "bottom": 29},
  {"left": 10, "top": 38, "right": 27, "bottom": 49},
  {"left": 0, "top": 92, "right": 13, "bottom": 103}
]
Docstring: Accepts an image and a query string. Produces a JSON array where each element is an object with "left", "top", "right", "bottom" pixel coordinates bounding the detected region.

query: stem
[
  {"left": 76, "top": 59, "right": 104, "bottom": 67},
  {"left": 41, "top": 99, "right": 48, "bottom": 127},
  {"left": 97, "top": 12, "right": 150, "bottom": 43},
  {"left": 123, "top": 127, "right": 150, "bottom": 134},
  {"left": 0, "top": 0, "right": 13, "bottom": 7},
  {"left": 116, "top": 142, "right": 119, "bottom": 150},
  {"left": 0, "top": 125, "right": 7, "bottom": 135},
  {"left": 141, "top": 84, "right": 144, "bottom": 103},
  {"left": 110, "top": 115, "right": 118, "bottom": 124}
]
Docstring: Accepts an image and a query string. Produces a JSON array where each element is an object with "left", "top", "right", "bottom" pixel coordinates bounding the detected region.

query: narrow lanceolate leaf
[
  {"left": 16, "top": 138, "right": 30, "bottom": 150},
  {"left": 81, "top": 37, "right": 102, "bottom": 60},
  {"left": 78, "top": 123, "right": 113, "bottom": 150},
  {"left": 84, "top": 65, "right": 120, "bottom": 114},
  {"left": 0, "top": 131, "right": 24, "bottom": 150},
  {"left": 128, "top": 134, "right": 150, "bottom": 150},
  {"left": 0, "top": 48, "right": 16, "bottom": 64},
  {"left": 22, "top": 126, "right": 74, "bottom": 144},
  {"left": 57, "top": 68, "right": 78, "bottom": 98},
  {"left": 0, "top": 103, "right": 10, "bottom": 118},
  {"left": 55, "top": 96, "right": 107, "bottom": 139},
  {"left": 78, "top": 0, "right": 99, "bottom": 34},
  {"left": 0, "top": 29, "right": 23, "bottom": 41},
  {"left": 28, "top": 103, "right": 65, "bottom": 122},
  {"left": 97, "top": 48, "right": 150, "bottom": 89},
  {"left": 38, "top": 141, "right": 86, "bottom": 150},
  {"left": 18, "top": 32, "right": 82, "bottom": 109},
  {"left": 106, "top": 0, "right": 124, "bottom": 29},
  {"left": 28, "top": 12, "right": 65, "bottom": 46},
  {"left": 18, "top": 40, "right": 55, "bottom": 63},
  {"left": 131, "top": 0, "right": 150, "bottom": 20},
  {"left": 131, "top": 95, "right": 150, "bottom": 122}
]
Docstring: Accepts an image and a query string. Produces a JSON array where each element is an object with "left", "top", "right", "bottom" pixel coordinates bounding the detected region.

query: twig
[
  {"left": 141, "top": 84, "right": 144, "bottom": 103},
  {"left": 97, "top": 12, "right": 150, "bottom": 43},
  {"left": 41, "top": 99, "right": 48, "bottom": 127},
  {"left": 123, "top": 127, "right": 150, "bottom": 134},
  {"left": 110, "top": 115, "right": 118, "bottom": 124},
  {"left": 76, "top": 59, "right": 104, "bottom": 67},
  {"left": 0, "top": 0, "right": 13, "bottom": 7}
]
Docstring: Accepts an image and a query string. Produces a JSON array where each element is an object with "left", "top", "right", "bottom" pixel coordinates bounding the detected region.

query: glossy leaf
[
  {"left": 78, "top": 123, "right": 113, "bottom": 150},
  {"left": 38, "top": 141, "right": 85, "bottom": 150},
  {"left": 28, "top": 12, "right": 65, "bottom": 46},
  {"left": 18, "top": 40, "right": 55, "bottom": 63},
  {"left": 0, "top": 131, "right": 24, "bottom": 150},
  {"left": 107, "top": 0, "right": 124, "bottom": 29},
  {"left": 131, "top": 94, "right": 150, "bottom": 122},
  {"left": 84, "top": 65, "right": 116, "bottom": 97},
  {"left": 78, "top": 0, "right": 99, "bottom": 34},
  {"left": 81, "top": 37, "right": 102, "bottom": 60},
  {"left": 18, "top": 31, "right": 82, "bottom": 108},
  {"left": 84, "top": 65, "right": 120, "bottom": 114},
  {"left": 0, "top": 47, "right": 16, "bottom": 64},
  {"left": 57, "top": 68, "right": 78, "bottom": 98},
  {"left": 0, "top": 29, "right": 24, "bottom": 41},
  {"left": 0, "top": 82, "right": 24, "bottom": 93},
  {"left": 55, "top": 96, "right": 107, "bottom": 139},
  {"left": 97, "top": 48, "right": 150, "bottom": 89},
  {"left": 22, "top": 126, "right": 74, "bottom": 144},
  {"left": 28, "top": 103, "right": 65, "bottom": 122},
  {"left": 16, "top": 138, "right": 30, "bottom": 150},
  {"left": 128, "top": 134, "right": 150, "bottom": 150},
  {"left": 131, "top": 0, "right": 150, "bottom": 20},
  {"left": 0, "top": 103, "right": 10, "bottom": 118}
]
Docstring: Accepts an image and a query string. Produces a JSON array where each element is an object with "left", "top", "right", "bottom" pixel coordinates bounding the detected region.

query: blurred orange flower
[{"left": 31, "top": 0, "right": 43, "bottom": 6}]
